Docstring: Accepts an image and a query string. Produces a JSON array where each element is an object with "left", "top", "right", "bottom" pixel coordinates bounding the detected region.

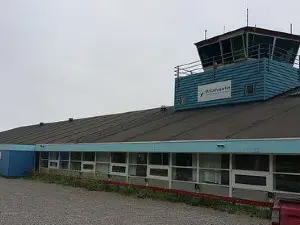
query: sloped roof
[
  {"left": 1, "top": 91, "right": 300, "bottom": 144},
  {"left": 195, "top": 26, "right": 300, "bottom": 48}
]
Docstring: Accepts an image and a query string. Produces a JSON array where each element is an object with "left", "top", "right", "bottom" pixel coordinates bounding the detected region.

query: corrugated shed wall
[
  {"left": 174, "top": 59, "right": 266, "bottom": 110},
  {"left": 8, "top": 151, "right": 35, "bottom": 176},
  {"left": 265, "top": 60, "right": 300, "bottom": 99},
  {"left": 0, "top": 150, "right": 10, "bottom": 176}
]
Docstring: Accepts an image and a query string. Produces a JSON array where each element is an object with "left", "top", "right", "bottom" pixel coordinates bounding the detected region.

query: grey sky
[{"left": 0, "top": 0, "right": 299, "bottom": 131}]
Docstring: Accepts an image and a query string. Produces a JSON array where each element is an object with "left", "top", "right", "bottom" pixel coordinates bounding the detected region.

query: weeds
[{"left": 28, "top": 172, "right": 271, "bottom": 219}]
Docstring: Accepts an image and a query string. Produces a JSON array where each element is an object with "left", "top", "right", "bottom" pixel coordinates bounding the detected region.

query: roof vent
[
  {"left": 39, "top": 122, "right": 44, "bottom": 127},
  {"left": 69, "top": 118, "right": 74, "bottom": 122},
  {"left": 160, "top": 105, "right": 168, "bottom": 113}
]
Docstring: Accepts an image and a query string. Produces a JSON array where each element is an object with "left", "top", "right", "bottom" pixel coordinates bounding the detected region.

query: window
[
  {"left": 235, "top": 175, "right": 266, "bottom": 186},
  {"left": 149, "top": 153, "right": 169, "bottom": 165},
  {"left": 221, "top": 39, "right": 233, "bottom": 64},
  {"left": 40, "top": 160, "right": 48, "bottom": 168},
  {"left": 234, "top": 154, "right": 269, "bottom": 171},
  {"left": 172, "top": 168, "right": 196, "bottom": 182},
  {"left": 150, "top": 168, "right": 168, "bottom": 177},
  {"left": 173, "top": 153, "right": 194, "bottom": 167},
  {"left": 172, "top": 153, "right": 197, "bottom": 182},
  {"left": 179, "top": 96, "right": 186, "bottom": 105},
  {"left": 59, "top": 161, "right": 69, "bottom": 170},
  {"left": 96, "top": 152, "right": 110, "bottom": 162},
  {"left": 110, "top": 153, "right": 127, "bottom": 175},
  {"left": 198, "top": 42, "right": 222, "bottom": 68},
  {"left": 40, "top": 152, "right": 49, "bottom": 168},
  {"left": 129, "top": 153, "right": 147, "bottom": 165},
  {"left": 111, "top": 152, "right": 126, "bottom": 163},
  {"left": 49, "top": 161, "right": 58, "bottom": 169},
  {"left": 96, "top": 163, "right": 109, "bottom": 174},
  {"left": 231, "top": 35, "right": 245, "bottom": 60},
  {"left": 59, "top": 152, "right": 69, "bottom": 160},
  {"left": 129, "top": 165, "right": 147, "bottom": 177},
  {"left": 82, "top": 164, "right": 94, "bottom": 171},
  {"left": 71, "top": 152, "right": 81, "bottom": 161},
  {"left": 245, "top": 84, "right": 254, "bottom": 96},
  {"left": 275, "top": 155, "right": 300, "bottom": 173},
  {"left": 199, "top": 154, "right": 229, "bottom": 186},
  {"left": 70, "top": 162, "right": 81, "bottom": 171},
  {"left": 49, "top": 152, "right": 59, "bottom": 160},
  {"left": 112, "top": 166, "right": 126, "bottom": 173},
  {"left": 275, "top": 174, "right": 300, "bottom": 193},
  {"left": 83, "top": 152, "right": 95, "bottom": 162},
  {"left": 199, "top": 170, "right": 229, "bottom": 185},
  {"left": 40, "top": 152, "right": 49, "bottom": 160}
]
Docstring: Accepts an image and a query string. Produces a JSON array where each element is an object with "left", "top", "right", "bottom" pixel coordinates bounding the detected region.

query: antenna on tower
[
  {"left": 223, "top": 26, "right": 226, "bottom": 34},
  {"left": 246, "top": 0, "right": 249, "bottom": 27},
  {"left": 205, "top": 30, "right": 207, "bottom": 40}
]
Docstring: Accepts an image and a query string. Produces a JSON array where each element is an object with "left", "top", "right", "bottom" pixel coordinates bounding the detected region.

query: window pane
[
  {"left": 275, "top": 174, "right": 300, "bottom": 193},
  {"left": 40, "top": 160, "right": 48, "bottom": 168},
  {"left": 111, "top": 153, "right": 126, "bottom": 163},
  {"left": 235, "top": 175, "right": 266, "bottom": 186},
  {"left": 129, "top": 153, "right": 147, "bottom": 164},
  {"left": 96, "top": 152, "right": 110, "bottom": 162},
  {"left": 96, "top": 163, "right": 109, "bottom": 174},
  {"left": 199, "top": 154, "right": 229, "bottom": 169},
  {"left": 71, "top": 152, "right": 81, "bottom": 161},
  {"left": 199, "top": 170, "right": 229, "bottom": 185},
  {"left": 49, "top": 152, "right": 59, "bottom": 160},
  {"left": 172, "top": 153, "right": 195, "bottom": 167},
  {"left": 40, "top": 152, "right": 49, "bottom": 160},
  {"left": 83, "top": 152, "right": 95, "bottom": 161},
  {"left": 275, "top": 155, "right": 300, "bottom": 173},
  {"left": 231, "top": 35, "right": 245, "bottom": 60},
  {"left": 172, "top": 168, "right": 196, "bottom": 182},
  {"left": 60, "top": 152, "right": 69, "bottom": 161},
  {"left": 234, "top": 154, "right": 269, "bottom": 171},
  {"left": 273, "top": 39, "right": 299, "bottom": 64},
  {"left": 59, "top": 161, "right": 68, "bottom": 169},
  {"left": 150, "top": 153, "right": 169, "bottom": 165},
  {"left": 49, "top": 161, "right": 58, "bottom": 168},
  {"left": 112, "top": 166, "right": 126, "bottom": 173},
  {"left": 198, "top": 43, "right": 222, "bottom": 68},
  {"left": 222, "top": 39, "right": 233, "bottom": 64},
  {"left": 129, "top": 165, "right": 147, "bottom": 177},
  {"left": 83, "top": 164, "right": 94, "bottom": 170},
  {"left": 150, "top": 168, "right": 168, "bottom": 177},
  {"left": 71, "top": 162, "right": 81, "bottom": 171}
]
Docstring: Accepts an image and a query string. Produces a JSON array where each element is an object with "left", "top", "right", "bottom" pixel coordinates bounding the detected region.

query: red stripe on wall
[{"left": 102, "top": 180, "right": 273, "bottom": 208}]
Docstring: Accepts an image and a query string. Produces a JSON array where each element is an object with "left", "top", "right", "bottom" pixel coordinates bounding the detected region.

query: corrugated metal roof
[{"left": 1, "top": 92, "right": 300, "bottom": 144}]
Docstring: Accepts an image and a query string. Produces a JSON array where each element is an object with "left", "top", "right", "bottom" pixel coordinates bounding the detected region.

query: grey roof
[{"left": 1, "top": 91, "right": 300, "bottom": 144}]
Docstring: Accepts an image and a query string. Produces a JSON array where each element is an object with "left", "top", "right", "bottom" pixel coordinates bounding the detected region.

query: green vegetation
[{"left": 27, "top": 172, "right": 271, "bottom": 219}]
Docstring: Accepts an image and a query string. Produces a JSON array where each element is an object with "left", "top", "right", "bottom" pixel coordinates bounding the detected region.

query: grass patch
[{"left": 27, "top": 172, "right": 271, "bottom": 219}]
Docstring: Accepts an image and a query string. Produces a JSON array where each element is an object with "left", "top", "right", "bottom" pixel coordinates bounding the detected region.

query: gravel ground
[{"left": 0, "top": 177, "right": 269, "bottom": 225}]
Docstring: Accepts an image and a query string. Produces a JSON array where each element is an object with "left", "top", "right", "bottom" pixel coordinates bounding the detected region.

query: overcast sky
[{"left": 0, "top": 0, "right": 299, "bottom": 131}]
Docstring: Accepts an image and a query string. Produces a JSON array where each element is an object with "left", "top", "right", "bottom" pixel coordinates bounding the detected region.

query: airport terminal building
[{"left": 1, "top": 26, "right": 300, "bottom": 206}]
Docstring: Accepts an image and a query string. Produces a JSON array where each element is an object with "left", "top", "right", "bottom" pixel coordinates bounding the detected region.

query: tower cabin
[{"left": 175, "top": 26, "right": 300, "bottom": 110}]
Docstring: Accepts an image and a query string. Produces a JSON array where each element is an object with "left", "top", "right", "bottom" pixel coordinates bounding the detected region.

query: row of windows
[{"left": 40, "top": 152, "right": 300, "bottom": 193}]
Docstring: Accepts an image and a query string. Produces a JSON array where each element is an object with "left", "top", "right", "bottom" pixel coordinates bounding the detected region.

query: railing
[{"left": 175, "top": 44, "right": 300, "bottom": 77}]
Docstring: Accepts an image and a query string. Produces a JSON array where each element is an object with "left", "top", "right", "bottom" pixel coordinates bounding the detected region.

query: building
[{"left": 1, "top": 26, "right": 300, "bottom": 206}]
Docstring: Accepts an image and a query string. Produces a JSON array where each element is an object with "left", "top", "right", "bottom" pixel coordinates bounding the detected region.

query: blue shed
[{"left": 0, "top": 145, "right": 35, "bottom": 177}]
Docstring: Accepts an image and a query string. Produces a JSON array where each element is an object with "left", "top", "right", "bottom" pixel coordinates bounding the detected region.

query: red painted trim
[{"left": 103, "top": 180, "right": 273, "bottom": 208}]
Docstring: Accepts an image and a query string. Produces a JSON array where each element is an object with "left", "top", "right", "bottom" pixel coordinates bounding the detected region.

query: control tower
[{"left": 175, "top": 26, "right": 300, "bottom": 111}]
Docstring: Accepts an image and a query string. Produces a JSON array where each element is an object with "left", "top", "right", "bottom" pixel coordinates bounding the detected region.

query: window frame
[
  {"left": 110, "top": 163, "right": 128, "bottom": 176},
  {"left": 232, "top": 169, "right": 271, "bottom": 191},
  {"left": 245, "top": 84, "right": 255, "bottom": 96},
  {"left": 81, "top": 161, "right": 95, "bottom": 172},
  {"left": 147, "top": 165, "right": 169, "bottom": 180}
]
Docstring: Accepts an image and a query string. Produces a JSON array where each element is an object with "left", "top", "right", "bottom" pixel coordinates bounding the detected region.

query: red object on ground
[{"left": 272, "top": 197, "right": 300, "bottom": 225}]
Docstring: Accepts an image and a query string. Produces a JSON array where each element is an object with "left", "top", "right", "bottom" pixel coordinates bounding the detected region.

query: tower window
[
  {"left": 245, "top": 84, "right": 255, "bottom": 96},
  {"left": 180, "top": 96, "right": 187, "bottom": 105}
]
